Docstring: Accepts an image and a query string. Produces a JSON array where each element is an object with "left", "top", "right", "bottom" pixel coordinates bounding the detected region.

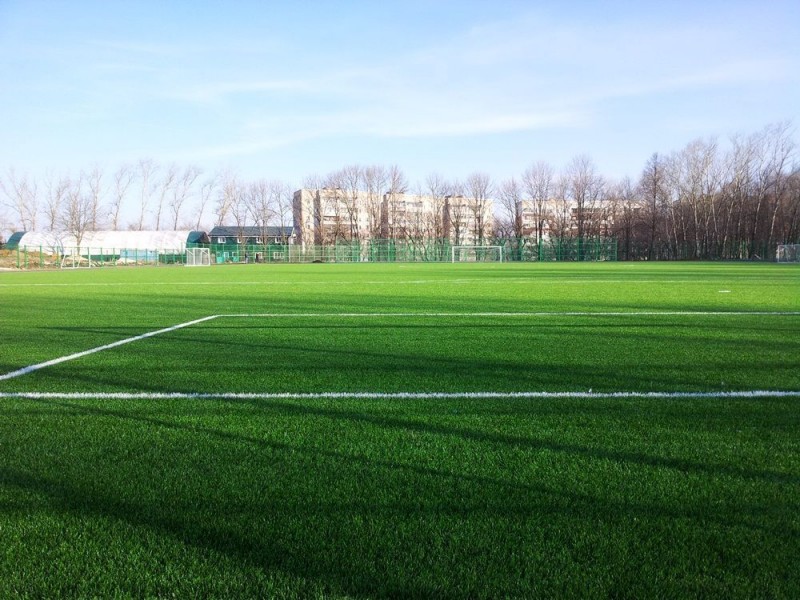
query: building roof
[
  {"left": 9, "top": 230, "right": 206, "bottom": 252},
  {"left": 209, "top": 226, "right": 295, "bottom": 238},
  {"left": 4, "top": 232, "right": 25, "bottom": 250}
]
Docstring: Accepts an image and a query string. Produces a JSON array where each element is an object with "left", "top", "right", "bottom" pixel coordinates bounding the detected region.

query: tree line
[{"left": 1, "top": 122, "right": 798, "bottom": 259}]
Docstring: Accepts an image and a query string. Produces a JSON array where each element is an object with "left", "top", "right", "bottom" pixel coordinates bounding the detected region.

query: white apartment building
[
  {"left": 518, "top": 199, "right": 614, "bottom": 241},
  {"left": 293, "top": 188, "right": 374, "bottom": 246},
  {"left": 294, "top": 189, "right": 494, "bottom": 247}
]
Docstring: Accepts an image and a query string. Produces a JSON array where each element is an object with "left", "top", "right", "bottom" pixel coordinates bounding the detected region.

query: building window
[{"left": 217, "top": 237, "right": 226, "bottom": 244}]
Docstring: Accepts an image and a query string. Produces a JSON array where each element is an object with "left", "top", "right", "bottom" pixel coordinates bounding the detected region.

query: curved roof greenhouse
[{"left": 7, "top": 231, "right": 206, "bottom": 253}]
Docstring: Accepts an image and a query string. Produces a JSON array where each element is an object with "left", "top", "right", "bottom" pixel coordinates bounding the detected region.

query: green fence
[
  {"left": 197, "top": 238, "right": 618, "bottom": 263},
  {"left": 7, "top": 247, "right": 186, "bottom": 269},
  {"left": 497, "top": 238, "right": 618, "bottom": 262},
  {"left": 5, "top": 238, "right": 620, "bottom": 269}
]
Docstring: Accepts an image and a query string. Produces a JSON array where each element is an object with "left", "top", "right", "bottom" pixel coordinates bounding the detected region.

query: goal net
[
  {"left": 776, "top": 244, "right": 800, "bottom": 263},
  {"left": 451, "top": 245, "right": 503, "bottom": 263},
  {"left": 186, "top": 247, "right": 211, "bottom": 267},
  {"left": 60, "top": 250, "right": 92, "bottom": 269}
]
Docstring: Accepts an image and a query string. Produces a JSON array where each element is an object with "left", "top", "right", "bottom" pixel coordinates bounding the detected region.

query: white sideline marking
[
  {"left": 1, "top": 391, "right": 799, "bottom": 399},
  {"left": 1, "top": 310, "right": 798, "bottom": 382},
  {"left": 0, "top": 316, "right": 219, "bottom": 382},
  {"left": 220, "top": 311, "right": 800, "bottom": 317},
  {"left": 0, "top": 277, "right": 792, "bottom": 288}
]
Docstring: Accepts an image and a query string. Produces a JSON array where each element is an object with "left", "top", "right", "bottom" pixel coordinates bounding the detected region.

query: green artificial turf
[{"left": 0, "top": 262, "right": 799, "bottom": 597}]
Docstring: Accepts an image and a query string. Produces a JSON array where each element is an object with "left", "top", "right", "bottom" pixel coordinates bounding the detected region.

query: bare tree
[
  {"left": 153, "top": 164, "right": 177, "bottom": 230},
  {"left": 609, "top": 177, "right": 639, "bottom": 259},
  {"left": 84, "top": 165, "right": 104, "bottom": 231},
  {"left": 445, "top": 179, "right": 468, "bottom": 246},
  {"left": 43, "top": 171, "right": 70, "bottom": 232},
  {"left": 637, "top": 153, "right": 668, "bottom": 259},
  {"left": 170, "top": 165, "right": 201, "bottom": 230},
  {"left": 782, "top": 167, "right": 800, "bottom": 244},
  {"left": 194, "top": 176, "right": 217, "bottom": 231},
  {"left": 498, "top": 177, "right": 524, "bottom": 240},
  {"left": 667, "top": 138, "right": 720, "bottom": 258},
  {"left": 363, "top": 165, "right": 387, "bottom": 239},
  {"left": 110, "top": 164, "right": 134, "bottom": 231},
  {"left": 244, "top": 179, "right": 273, "bottom": 245},
  {"left": 399, "top": 183, "right": 429, "bottom": 258},
  {"left": 1, "top": 168, "right": 39, "bottom": 231},
  {"left": 135, "top": 159, "right": 158, "bottom": 230},
  {"left": 760, "top": 122, "right": 796, "bottom": 251},
  {"left": 321, "top": 169, "right": 350, "bottom": 244},
  {"left": 214, "top": 170, "right": 239, "bottom": 226},
  {"left": 383, "top": 165, "right": 408, "bottom": 239},
  {"left": 425, "top": 173, "right": 448, "bottom": 244},
  {"left": 548, "top": 174, "right": 572, "bottom": 243},
  {"left": 565, "top": 154, "right": 605, "bottom": 242},
  {"left": 271, "top": 180, "right": 295, "bottom": 243},
  {"left": 522, "top": 161, "right": 554, "bottom": 243},
  {"left": 60, "top": 175, "right": 93, "bottom": 250},
  {"left": 339, "top": 165, "right": 363, "bottom": 242},
  {"left": 465, "top": 172, "right": 492, "bottom": 244},
  {"left": 226, "top": 178, "right": 249, "bottom": 256}
]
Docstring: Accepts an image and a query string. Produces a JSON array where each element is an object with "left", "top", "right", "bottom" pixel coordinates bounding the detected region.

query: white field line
[
  {"left": 220, "top": 311, "right": 800, "bottom": 317},
  {"left": 0, "top": 316, "right": 219, "bottom": 382},
  {"left": 0, "top": 278, "right": 792, "bottom": 288},
  {"left": 1, "top": 391, "right": 799, "bottom": 400},
  {"left": 1, "top": 310, "right": 798, "bottom": 382}
]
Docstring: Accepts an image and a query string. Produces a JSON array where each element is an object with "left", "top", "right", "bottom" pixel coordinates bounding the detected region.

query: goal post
[
  {"left": 451, "top": 245, "right": 503, "bottom": 263},
  {"left": 776, "top": 244, "right": 800, "bottom": 263},
  {"left": 60, "top": 249, "right": 92, "bottom": 269},
  {"left": 186, "top": 247, "right": 211, "bottom": 267}
]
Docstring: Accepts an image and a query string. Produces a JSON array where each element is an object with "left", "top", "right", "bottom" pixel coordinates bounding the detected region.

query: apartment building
[
  {"left": 518, "top": 199, "right": 614, "bottom": 241},
  {"left": 295, "top": 189, "right": 494, "bottom": 247}
]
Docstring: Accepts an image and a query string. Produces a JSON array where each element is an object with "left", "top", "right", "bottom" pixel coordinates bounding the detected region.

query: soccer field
[{"left": 1, "top": 263, "right": 799, "bottom": 597}]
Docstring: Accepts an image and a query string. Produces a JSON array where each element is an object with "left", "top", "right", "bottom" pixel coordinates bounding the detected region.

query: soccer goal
[
  {"left": 451, "top": 245, "right": 503, "bottom": 263},
  {"left": 776, "top": 244, "right": 800, "bottom": 263},
  {"left": 60, "top": 250, "right": 92, "bottom": 269},
  {"left": 186, "top": 247, "right": 211, "bottom": 267}
]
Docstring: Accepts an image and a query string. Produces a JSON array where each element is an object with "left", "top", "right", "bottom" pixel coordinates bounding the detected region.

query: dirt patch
[{"left": 0, "top": 249, "right": 60, "bottom": 270}]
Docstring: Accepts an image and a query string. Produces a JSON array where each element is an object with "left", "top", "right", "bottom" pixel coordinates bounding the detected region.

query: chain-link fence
[{"left": 4, "top": 237, "right": 622, "bottom": 269}]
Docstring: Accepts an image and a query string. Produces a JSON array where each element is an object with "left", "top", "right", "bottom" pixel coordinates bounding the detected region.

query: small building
[
  {"left": 207, "top": 225, "right": 296, "bottom": 263},
  {"left": 208, "top": 226, "right": 296, "bottom": 247}
]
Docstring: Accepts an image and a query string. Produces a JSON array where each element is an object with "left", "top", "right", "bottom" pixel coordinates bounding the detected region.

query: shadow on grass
[{"left": 1, "top": 395, "right": 797, "bottom": 596}]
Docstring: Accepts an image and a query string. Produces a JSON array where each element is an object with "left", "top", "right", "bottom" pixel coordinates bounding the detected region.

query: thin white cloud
[{"left": 4, "top": 2, "right": 795, "bottom": 174}]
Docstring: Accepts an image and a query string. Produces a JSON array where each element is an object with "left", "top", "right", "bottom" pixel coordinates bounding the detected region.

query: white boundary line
[
  {"left": 220, "top": 311, "right": 800, "bottom": 317},
  {"left": 1, "top": 391, "right": 798, "bottom": 399},
  {"left": 1, "top": 310, "right": 798, "bottom": 382},
  {"left": 0, "top": 277, "right": 796, "bottom": 288},
  {"left": 0, "top": 315, "right": 219, "bottom": 382}
]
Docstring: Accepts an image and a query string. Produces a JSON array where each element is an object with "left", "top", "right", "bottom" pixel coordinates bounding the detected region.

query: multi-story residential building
[
  {"left": 381, "top": 192, "right": 444, "bottom": 241},
  {"left": 518, "top": 199, "right": 614, "bottom": 241},
  {"left": 293, "top": 188, "right": 373, "bottom": 246},
  {"left": 443, "top": 195, "right": 493, "bottom": 246},
  {"left": 295, "top": 189, "right": 494, "bottom": 247}
]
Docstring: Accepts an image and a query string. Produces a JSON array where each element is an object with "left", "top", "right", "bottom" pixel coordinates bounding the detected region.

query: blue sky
[{"left": 1, "top": 0, "right": 798, "bottom": 189}]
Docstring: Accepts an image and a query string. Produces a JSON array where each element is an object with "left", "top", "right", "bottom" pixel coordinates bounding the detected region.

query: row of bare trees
[
  {"left": 2, "top": 122, "right": 798, "bottom": 259},
  {"left": 304, "top": 166, "right": 496, "bottom": 247},
  {"left": 303, "top": 165, "right": 408, "bottom": 244},
  {"left": 0, "top": 161, "right": 296, "bottom": 246},
  {"left": 213, "top": 172, "right": 295, "bottom": 244},
  {"left": 0, "top": 160, "right": 210, "bottom": 238},
  {"left": 493, "top": 123, "right": 799, "bottom": 259}
]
